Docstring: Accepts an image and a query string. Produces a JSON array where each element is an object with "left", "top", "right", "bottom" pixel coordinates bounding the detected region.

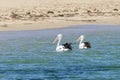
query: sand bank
[{"left": 0, "top": 0, "right": 120, "bottom": 31}]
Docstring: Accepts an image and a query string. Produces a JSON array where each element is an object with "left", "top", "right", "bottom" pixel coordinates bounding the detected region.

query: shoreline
[{"left": 0, "top": 17, "right": 120, "bottom": 31}]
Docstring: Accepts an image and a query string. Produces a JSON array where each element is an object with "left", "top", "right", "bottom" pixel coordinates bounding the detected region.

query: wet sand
[{"left": 0, "top": 0, "right": 120, "bottom": 31}]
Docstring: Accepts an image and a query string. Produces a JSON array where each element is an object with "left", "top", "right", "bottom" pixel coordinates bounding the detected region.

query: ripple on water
[{"left": 0, "top": 25, "right": 120, "bottom": 79}]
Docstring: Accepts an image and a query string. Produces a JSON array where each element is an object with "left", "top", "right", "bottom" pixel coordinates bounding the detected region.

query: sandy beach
[{"left": 0, "top": 0, "right": 120, "bottom": 31}]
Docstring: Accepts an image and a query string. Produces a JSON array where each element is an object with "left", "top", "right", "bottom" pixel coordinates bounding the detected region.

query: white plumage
[
  {"left": 53, "top": 34, "right": 72, "bottom": 52},
  {"left": 76, "top": 35, "right": 91, "bottom": 49}
]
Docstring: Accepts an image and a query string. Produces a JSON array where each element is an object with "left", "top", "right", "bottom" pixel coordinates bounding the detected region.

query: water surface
[{"left": 0, "top": 25, "right": 120, "bottom": 80}]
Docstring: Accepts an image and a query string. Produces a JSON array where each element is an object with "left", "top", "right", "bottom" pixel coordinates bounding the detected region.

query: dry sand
[{"left": 0, "top": 0, "right": 120, "bottom": 31}]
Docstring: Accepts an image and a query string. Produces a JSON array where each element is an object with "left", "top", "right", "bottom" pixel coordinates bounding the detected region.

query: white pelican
[
  {"left": 76, "top": 35, "right": 91, "bottom": 49},
  {"left": 52, "top": 34, "right": 72, "bottom": 52}
]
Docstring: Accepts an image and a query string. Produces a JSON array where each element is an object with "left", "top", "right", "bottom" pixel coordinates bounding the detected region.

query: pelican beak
[
  {"left": 76, "top": 36, "right": 81, "bottom": 42},
  {"left": 52, "top": 37, "right": 58, "bottom": 44}
]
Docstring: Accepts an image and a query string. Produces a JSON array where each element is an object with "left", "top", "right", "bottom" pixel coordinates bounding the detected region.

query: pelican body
[
  {"left": 53, "top": 34, "right": 72, "bottom": 52},
  {"left": 76, "top": 35, "right": 91, "bottom": 49}
]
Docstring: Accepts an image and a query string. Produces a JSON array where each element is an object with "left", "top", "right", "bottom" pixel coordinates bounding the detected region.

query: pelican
[
  {"left": 76, "top": 35, "right": 91, "bottom": 49},
  {"left": 52, "top": 34, "right": 72, "bottom": 52}
]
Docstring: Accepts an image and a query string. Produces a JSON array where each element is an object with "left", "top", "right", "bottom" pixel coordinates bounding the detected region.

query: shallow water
[{"left": 0, "top": 25, "right": 120, "bottom": 80}]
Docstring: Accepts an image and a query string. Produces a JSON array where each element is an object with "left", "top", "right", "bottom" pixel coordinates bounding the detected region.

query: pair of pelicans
[{"left": 53, "top": 34, "right": 91, "bottom": 52}]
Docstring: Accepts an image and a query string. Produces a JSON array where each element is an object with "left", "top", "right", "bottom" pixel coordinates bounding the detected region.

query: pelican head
[
  {"left": 52, "top": 34, "right": 63, "bottom": 44},
  {"left": 76, "top": 35, "right": 84, "bottom": 42}
]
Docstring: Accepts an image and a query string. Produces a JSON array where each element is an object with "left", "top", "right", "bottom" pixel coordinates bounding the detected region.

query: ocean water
[{"left": 0, "top": 25, "right": 120, "bottom": 80}]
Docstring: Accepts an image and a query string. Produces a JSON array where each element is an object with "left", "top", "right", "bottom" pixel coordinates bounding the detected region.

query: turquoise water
[{"left": 0, "top": 25, "right": 120, "bottom": 80}]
